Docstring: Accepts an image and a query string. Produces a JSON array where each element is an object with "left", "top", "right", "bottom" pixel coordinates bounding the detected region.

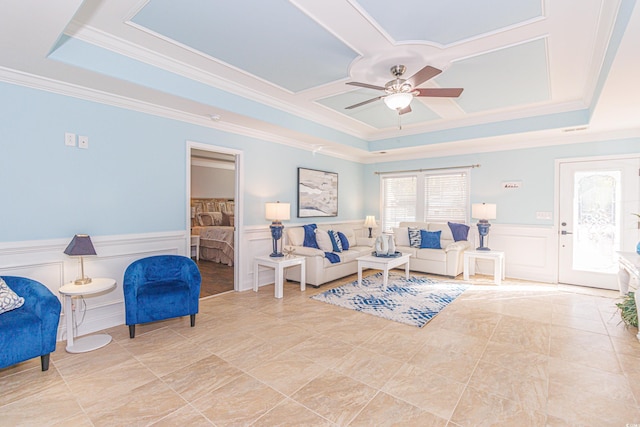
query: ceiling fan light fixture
[{"left": 383, "top": 92, "right": 413, "bottom": 110}]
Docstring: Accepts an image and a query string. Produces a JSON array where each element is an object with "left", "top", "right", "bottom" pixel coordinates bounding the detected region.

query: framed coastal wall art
[{"left": 297, "top": 167, "right": 338, "bottom": 218}]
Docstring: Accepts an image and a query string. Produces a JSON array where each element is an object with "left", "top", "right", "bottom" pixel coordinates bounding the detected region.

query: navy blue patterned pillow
[
  {"left": 328, "top": 230, "right": 343, "bottom": 252},
  {"left": 420, "top": 230, "right": 442, "bottom": 249},
  {"left": 408, "top": 227, "right": 421, "bottom": 248},
  {"left": 337, "top": 232, "right": 350, "bottom": 250}
]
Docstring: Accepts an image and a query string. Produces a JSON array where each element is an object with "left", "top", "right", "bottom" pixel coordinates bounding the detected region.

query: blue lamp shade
[
  {"left": 64, "top": 234, "right": 96, "bottom": 285},
  {"left": 471, "top": 203, "right": 497, "bottom": 251},
  {"left": 265, "top": 202, "right": 290, "bottom": 257}
]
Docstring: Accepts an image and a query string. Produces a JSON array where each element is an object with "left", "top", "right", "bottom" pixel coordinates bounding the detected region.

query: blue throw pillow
[
  {"left": 337, "top": 231, "right": 350, "bottom": 250},
  {"left": 408, "top": 227, "right": 421, "bottom": 248},
  {"left": 328, "top": 230, "right": 343, "bottom": 252},
  {"left": 302, "top": 224, "right": 319, "bottom": 249},
  {"left": 447, "top": 222, "right": 470, "bottom": 242},
  {"left": 420, "top": 230, "right": 442, "bottom": 249}
]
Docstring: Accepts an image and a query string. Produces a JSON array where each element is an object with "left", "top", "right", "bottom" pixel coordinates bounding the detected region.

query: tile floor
[{"left": 1, "top": 271, "right": 640, "bottom": 426}]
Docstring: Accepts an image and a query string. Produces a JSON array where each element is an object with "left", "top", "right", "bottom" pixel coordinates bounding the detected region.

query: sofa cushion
[
  {"left": 448, "top": 222, "right": 470, "bottom": 242},
  {"left": 287, "top": 228, "right": 305, "bottom": 246},
  {"left": 420, "top": 230, "right": 442, "bottom": 249},
  {"left": 315, "top": 229, "right": 333, "bottom": 252},
  {"left": 408, "top": 227, "right": 421, "bottom": 248},
  {"left": 393, "top": 227, "right": 410, "bottom": 246},
  {"left": 303, "top": 224, "right": 320, "bottom": 249},
  {"left": 0, "top": 278, "right": 25, "bottom": 314},
  {"left": 415, "top": 248, "right": 448, "bottom": 262}
]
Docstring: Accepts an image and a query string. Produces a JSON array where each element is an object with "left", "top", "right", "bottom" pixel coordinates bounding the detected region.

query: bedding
[{"left": 191, "top": 225, "right": 234, "bottom": 266}]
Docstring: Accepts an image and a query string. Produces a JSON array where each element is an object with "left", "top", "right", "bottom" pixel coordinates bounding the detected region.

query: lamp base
[
  {"left": 270, "top": 222, "right": 284, "bottom": 258},
  {"left": 73, "top": 277, "right": 92, "bottom": 285},
  {"left": 476, "top": 220, "right": 491, "bottom": 251}
]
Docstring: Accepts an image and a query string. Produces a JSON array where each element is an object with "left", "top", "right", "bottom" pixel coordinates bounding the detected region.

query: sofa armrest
[
  {"left": 284, "top": 245, "right": 325, "bottom": 257},
  {"left": 444, "top": 240, "right": 472, "bottom": 253}
]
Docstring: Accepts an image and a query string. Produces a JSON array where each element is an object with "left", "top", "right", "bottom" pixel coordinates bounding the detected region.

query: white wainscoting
[
  {"left": 0, "top": 231, "right": 188, "bottom": 341},
  {"left": 468, "top": 224, "right": 557, "bottom": 283}
]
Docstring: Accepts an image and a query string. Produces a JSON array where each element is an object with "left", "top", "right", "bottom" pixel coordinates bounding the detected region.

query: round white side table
[{"left": 59, "top": 277, "right": 116, "bottom": 353}]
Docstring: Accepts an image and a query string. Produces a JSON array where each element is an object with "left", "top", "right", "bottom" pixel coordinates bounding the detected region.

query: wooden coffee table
[{"left": 356, "top": 252, "right": 411, "bottom": 287}]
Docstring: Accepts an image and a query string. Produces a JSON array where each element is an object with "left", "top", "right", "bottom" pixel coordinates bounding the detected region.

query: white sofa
[
  {"left": 283, "top": 224, "right": 374, "bottom": 287},
  {"left": 392, "top": 222, "right": 472, "bottom": 278}
]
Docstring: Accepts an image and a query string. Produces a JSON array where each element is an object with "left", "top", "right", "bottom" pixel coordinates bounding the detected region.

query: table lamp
[
  {"left": 265, "top": 202, "right": 290, "bottom": 257},
  {"left": 64, "top": 234, "right": 97, "bottom": 285},
  {"left": 363, "top": 216, "right": 377, "bottom": 238},
  {"left": 471, "top": 203, "right": 496, "bottom": 251}
]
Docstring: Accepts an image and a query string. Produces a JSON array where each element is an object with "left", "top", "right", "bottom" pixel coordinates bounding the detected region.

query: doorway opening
[{"left": 187, "top": 142, "right": 242, "bottom": 298}]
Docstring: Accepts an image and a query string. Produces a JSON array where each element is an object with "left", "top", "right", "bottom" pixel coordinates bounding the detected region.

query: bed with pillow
[
  {"left": 392, "top": 221, "right": 472, "bottom": 278},
  {"left": 191, "top": 208, "right": 235, "bottom": 266},
  {"left": 283, "top": 223, "right": 374, "bottom": 287}
]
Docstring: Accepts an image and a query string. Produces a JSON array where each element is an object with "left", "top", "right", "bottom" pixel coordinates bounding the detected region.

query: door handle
[{"left": 561, "top": 230, "right": 573, "bottom": 235}]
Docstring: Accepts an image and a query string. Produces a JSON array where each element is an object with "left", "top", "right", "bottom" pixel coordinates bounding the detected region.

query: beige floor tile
[
  {"left": 334, "top": 347, "right": 403, "bottom": 389},
  {"left": 408, "top": 343, "right": 479, "bottom": 384},
  {"left": 450, "top": 386, "right": 546, "bottom": 427},
  {"left": 0, "top": 382, "right": 83, "bottom": 427},
  {"left": 480, "top": 341, "right": 549, "bottom": 380},
  {"left": 149, "top": 404, "right": 213, "bottom": 426},
  {"left": 349, "top": 391, "right": 447, "bottom": 427},
  {"left": 291, "top": 370, "right": 377, "bottom": 425},
  {"left": 191, "top": 374, "right": 285, "bottom": 426},
  {"left": 289, "top": 334, "right": 355, "bottom": 367},
  {"left": 468, "top": 360, "right": 548, "bottom": 412},
  {"left": 161, "top": 354, "right": 243, "bottom": 401},
  {"left": 251, "top": 398, "right": 333, "bottom": 426},
  {"left": 383, "top": 363, "right": 465, "bottom": 420},
  {"left": 248, "top": 349, "right": 327, "bottom": 395},
  {"left": 491, "top": 315, "right": 551, "bottom": 354},
  {"left": 0, "top": 365, "right": 65, "bottom": 407},
  {"left": 86, "top": 379, "right": 188, "bottom": 426}
]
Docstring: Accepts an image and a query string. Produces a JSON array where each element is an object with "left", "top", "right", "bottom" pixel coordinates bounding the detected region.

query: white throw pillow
[
  {"left": 315, "top": 229, "right": 334, "bottom": 252},
  {"left": 0, "top": 278, "right": 25, "bottom": 314},
  {"left": 393, "top": 227, "right": 410, "bottom": 246}
]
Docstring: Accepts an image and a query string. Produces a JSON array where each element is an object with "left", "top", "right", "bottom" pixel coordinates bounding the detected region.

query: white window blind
[
  {"left": 381, "top": 170, "right": 469, "bottom": 231},
  {"left": 423, "top": 172, "right": 468, "bottom": 223},
  {"left": 382, "top": 175, "right": 417, "bottom": 231}
]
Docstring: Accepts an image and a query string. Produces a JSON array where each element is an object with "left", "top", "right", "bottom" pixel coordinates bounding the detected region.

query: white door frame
[
  {"left": 186, "top": 141, "right": 243, "bottom": 292},
  {"left": 554, "top": 153, "right": 640, "bottom": 286}
]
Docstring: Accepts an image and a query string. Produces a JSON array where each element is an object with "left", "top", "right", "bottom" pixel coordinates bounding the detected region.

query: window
[{"left": 381, "top": 169, "right": 470, "bottom": 232}]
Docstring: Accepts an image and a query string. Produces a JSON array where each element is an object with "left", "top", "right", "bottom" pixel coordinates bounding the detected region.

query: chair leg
[
  {"left": 190, "top": 314, "right": 196, "bottom": 327},
  {"left": 129, "top": 324, "right": 136, "bottom": 339},
  {"left": 40, "top": 354, "right": 50, "bottom": 371}
]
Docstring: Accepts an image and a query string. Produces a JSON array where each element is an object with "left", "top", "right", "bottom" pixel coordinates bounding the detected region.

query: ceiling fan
[{"left": 345, "top": 64, "right": 463, "bottom": 115}]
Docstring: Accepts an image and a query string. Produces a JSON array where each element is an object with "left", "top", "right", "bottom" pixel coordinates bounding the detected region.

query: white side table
[
  {"left": 191, "top": 235, "right": 200, "bottom": 261},
  {"left": 59, "top": 278, "right": 117, "bottom": 353},
  {"left": 463, "top": 250, "right": 505, "bottom": 285},
  {"left": 253, "top": 255, "right": 305, "bottom": 298}
]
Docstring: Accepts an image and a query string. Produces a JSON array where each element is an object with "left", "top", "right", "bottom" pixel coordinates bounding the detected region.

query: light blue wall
[
  {"left": 0, "top": 82, "right": 364, "bottom": 242},
  {"left": 364, "top": 139, "right": 640, "bottom": 225}
]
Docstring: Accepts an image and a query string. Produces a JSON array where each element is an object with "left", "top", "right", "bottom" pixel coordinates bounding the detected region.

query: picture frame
[{"left": 297, "top": 167, "right": 338, "bottom": 218}]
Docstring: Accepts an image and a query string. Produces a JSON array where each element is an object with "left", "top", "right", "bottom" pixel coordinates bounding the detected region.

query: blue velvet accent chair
[
  {"left": 0, "top": 276, "right": 61, "bottom": 371},
  {"left": 123, "top": 255, "right": 201, "bottom": 338}
]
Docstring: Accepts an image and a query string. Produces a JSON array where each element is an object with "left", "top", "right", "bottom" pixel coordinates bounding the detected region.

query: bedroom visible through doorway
[{"left": 189, "top": 147, "right": 237, "bottom": 297}]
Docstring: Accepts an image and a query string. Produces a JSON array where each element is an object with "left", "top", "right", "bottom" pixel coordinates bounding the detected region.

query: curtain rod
[{"left": 374, "top": 164, "right": 481, "bottom": 175}]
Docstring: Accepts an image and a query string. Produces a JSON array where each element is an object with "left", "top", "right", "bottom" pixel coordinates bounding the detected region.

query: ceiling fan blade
[
  {"left": 415, "top": 88, "right": 464, "bottom": 97},
  {"left": 345, "top": 96, "right": 383, "bottom": 109},
  {"left": 407, "top": 65, "right": 442, "bottom": 88},
  {"left": 346, "top": 82, "right": 386, "bottom": 91},
  {"left": 398, "top": 105, "right": 412, "bottom": 115}
]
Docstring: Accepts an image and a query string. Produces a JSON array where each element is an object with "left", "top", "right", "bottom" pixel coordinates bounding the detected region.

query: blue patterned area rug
[{"left": 311, "top": 272, "right": 470, "bottom": 328}]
